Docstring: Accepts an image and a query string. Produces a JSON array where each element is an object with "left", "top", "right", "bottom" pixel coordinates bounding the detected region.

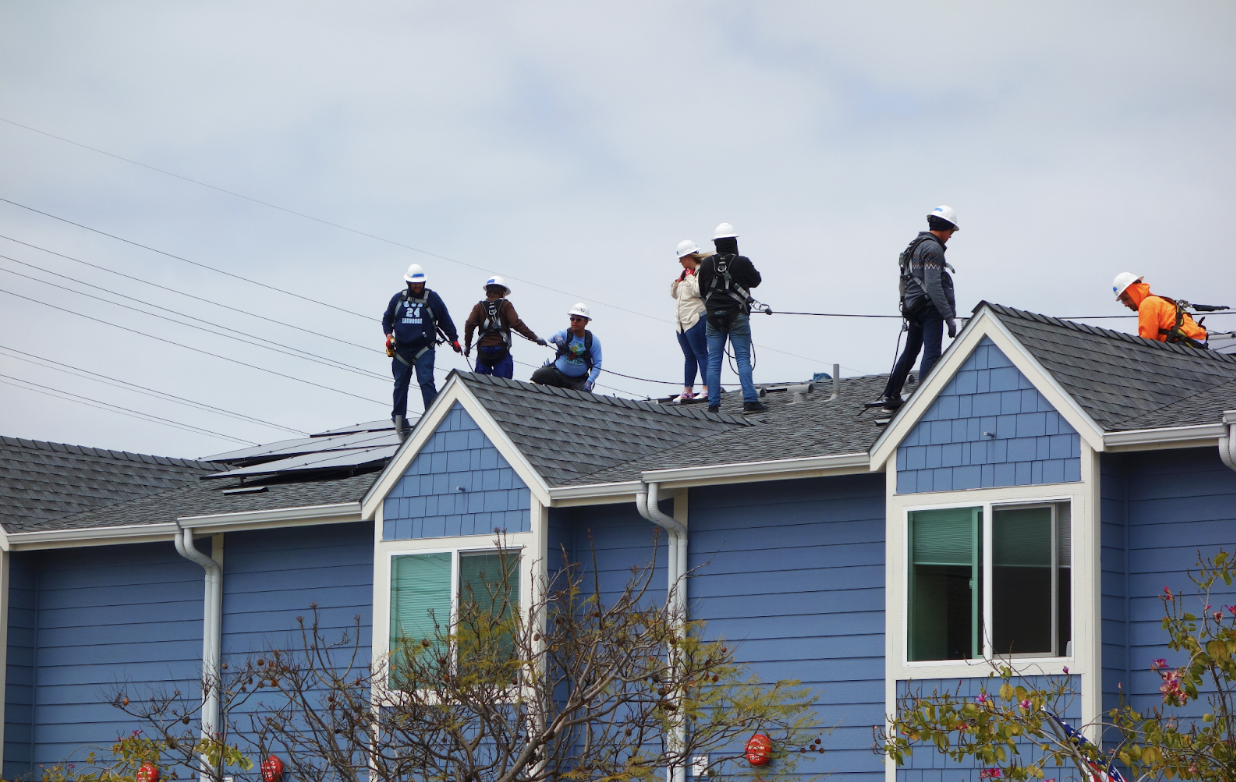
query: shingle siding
[
  {"left": 896, "top": 337, "right": 1081, "bottom": 494},
  {"left": 4, "top": 552, "right": 37, "bottom": 779},
  {"left": 383, "top": 403, "right": 530, "bottom": 540},
  {"left": 1100, "top": 448, "right": 1236, "bottom": 721}
]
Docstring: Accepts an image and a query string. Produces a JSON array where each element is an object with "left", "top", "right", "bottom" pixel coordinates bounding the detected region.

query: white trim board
[
  {"left": 362, "top": 377, "right": 552, "bottom": 519},
  {"left": 870, "top": 308, "right": 1106, "bottom": 470}
]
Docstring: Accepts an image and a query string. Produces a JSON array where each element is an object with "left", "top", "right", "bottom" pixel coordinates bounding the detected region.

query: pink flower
[
  {"left": 1019, "top": 699, "right": 1032, "bottom": 709},
  {"left": 980, "top": 769, "right": 1002, "bottom": 780},
  {"left": 1062, "top": 667, "right": 1069, "bottom": 674},
  {"left": 976, "top": 693, "right": 989, "bottom": 704},
  {"left": 1159, "top": 669, "right": 1188, "bottom": 706},
  {"left": 1226, "top": 605, "right": 1236, "bottom": 616},
  {"left": 1151, "top": 658, "right": 1168, "bottom": 670},
  {"left": 1164, "top": 586, "right": 1174, "bottom": 601}
]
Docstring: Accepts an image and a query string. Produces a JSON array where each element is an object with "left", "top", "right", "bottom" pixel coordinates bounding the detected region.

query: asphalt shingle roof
[
  {"left": 458, "top": 374, "right": 749, "bottom": 486},
  {"left": 0, "top": 437, "right": 223, "bottom": 533},
  {"left": 983, "top": 303, "right": 1236, "bottom": 430}
]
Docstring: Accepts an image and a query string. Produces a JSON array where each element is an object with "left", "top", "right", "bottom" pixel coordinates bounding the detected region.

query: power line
[
  {"left": 0, "top": 345, "right": 307, "bottom": 436},
  {"left": 0, "top": 122, "right": 829, "bottom": 367},
  {"left": 0, "top": 232, "right": 378, "bottom": 353},
  {"left": 0, "top": 373, "right": 255, "bottom": 445},
  {"left": 0, "top": 256, "right": 389, "bottom": 381},
  {"left": 0, "top": 196, "right": 375, "bottom": 321},
  {"left": 0, "top": 287, "right": 387, "bottom": 407}
]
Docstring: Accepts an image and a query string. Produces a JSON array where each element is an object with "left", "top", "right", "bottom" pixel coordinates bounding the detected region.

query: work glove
[
  {"left": 464, "top": 345, "right": 471, "bottom": 358},
  {"left": 946, "top": 318, "right": 958, "bottom": 339},
  {"left": 536, "top": 338, "right": 548, "bottom": 347},
  {"left": 583, "top": 381, "right": 595, "bottom": 393},
  {"left": 451, "top": 340, "right": 462, "bottom": 354}
]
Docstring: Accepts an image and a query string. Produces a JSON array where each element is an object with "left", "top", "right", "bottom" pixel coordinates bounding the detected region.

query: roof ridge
[
  {"left": 0, "top": 436, "right": 222, "bottom": 470},
  {"left": 977, "top": 301, "right": 1236, "bottom": 366}
]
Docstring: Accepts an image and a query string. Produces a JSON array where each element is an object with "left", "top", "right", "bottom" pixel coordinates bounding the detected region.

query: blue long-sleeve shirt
[
  {"left": 382, "top": 289, "right": 458, "bottom": 352},
  {"left": 550, "top": 329, "right": 601, "bottom": 384}
]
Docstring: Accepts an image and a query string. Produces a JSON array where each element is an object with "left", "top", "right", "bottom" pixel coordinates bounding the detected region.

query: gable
[
  {"left": 896, "top": 337, "right": 1081, "bottom": 493},
  {"left": 381, "top": 403, "right": 531, "bottom": 539}
]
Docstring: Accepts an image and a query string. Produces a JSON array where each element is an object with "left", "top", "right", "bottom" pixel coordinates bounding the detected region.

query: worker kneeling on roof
[
  {"left": 1113, "top": 273, "right": 1208, "bottom": 347},
  {"left": 464, "top": 276, "right": 547, "bottom": 379},
  {"left": 699, "top": 222, "right": 766, "bottom": 414},
  {"left": 383, "top": 264, "right": 460, "bottom": 429},
  {"left": 531, "top": 303, "right": 602, "bottom": 392}
]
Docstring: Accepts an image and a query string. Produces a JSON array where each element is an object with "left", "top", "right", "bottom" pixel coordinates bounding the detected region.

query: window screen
[
  {"left": 390, "top": 552, "right": 451, "bottom": 687},
  {"left": 991, "top": 502, "right": 1071, "bottom": 657},
  {"left": 458, "top": 552, "right": 520, "bottom": 671},
  {"left": 908, "top": 507, "right": 982, "bottom": 661}
]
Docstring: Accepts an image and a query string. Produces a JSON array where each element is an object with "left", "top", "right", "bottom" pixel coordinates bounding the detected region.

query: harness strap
[{"left": 705, "top": 255, "right": 752, "bottom": 312}]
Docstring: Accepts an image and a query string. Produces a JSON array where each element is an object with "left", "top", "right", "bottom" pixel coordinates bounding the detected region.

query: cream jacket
[{"left": 670, "top": 266, "right": 707, "bottom": 333}]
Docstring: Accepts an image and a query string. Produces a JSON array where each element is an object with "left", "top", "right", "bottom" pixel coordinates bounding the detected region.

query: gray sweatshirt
[{"left": 902, "top": 232, "right": 955, "bottom": 320}]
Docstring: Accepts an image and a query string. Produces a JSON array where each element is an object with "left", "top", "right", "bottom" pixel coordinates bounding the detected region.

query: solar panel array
[{"left": 201, "top": 416, "right": 413, "bottom": 480}]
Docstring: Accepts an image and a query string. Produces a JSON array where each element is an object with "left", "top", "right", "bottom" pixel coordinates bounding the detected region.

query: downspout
[
  {"left": 1219, "top": 412, "right": 1236, "bottom": 472},
  {"left": 175, "top": 525, "right": 222, "bottom": 771},
  {"left": 636, "top": 481, "right": 688, "bottom": 782}
]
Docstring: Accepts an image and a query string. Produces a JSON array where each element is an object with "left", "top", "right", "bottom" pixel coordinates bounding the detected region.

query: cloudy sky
[{"left": 1, "top": 2, "right": 1233, "bottom": 458}]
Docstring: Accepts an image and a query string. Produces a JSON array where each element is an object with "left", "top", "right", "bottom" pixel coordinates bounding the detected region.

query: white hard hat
[
  {"left": 676, "top": 239, "right": 702, "bottom": 258},
  {"left": 927, "top": 205, "right": 959, "bottom": 230},
  {"left": 404, "top": 263, "right": 428, "bottom": 284},
  {"left": 568, "top": 302, "right": 592, "bottom": 320},
  {"left": 484, "top": 275, "right": 511, "bottom": 296},
  {"left": 1112, "top": 272, "right": 1144, "bottom": 300},
  {"left": 713, "top": 222, "right": 739, "bottom": 240}
]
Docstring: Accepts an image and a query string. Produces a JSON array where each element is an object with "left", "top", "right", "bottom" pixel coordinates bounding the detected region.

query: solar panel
[
  {"left": 314, "top": 418, "right": 410, "bottom": 437},
  {"left": 204, "top": 444, "right": 399, "bottom": 480},
  {"left": 202, "top": 429, "right": 401, "bottom": 464}
]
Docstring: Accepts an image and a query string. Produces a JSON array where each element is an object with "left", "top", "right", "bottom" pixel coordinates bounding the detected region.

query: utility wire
[
  {"left": 0, "top": 288, "right": 386, "bottom": 407},
  {"left": 0, "top": 257, "right": 388, "bottom": 381},
  {"left": 0, "top": 196, "right": 375, "bottom": 321},
  {"left": 0, "top": 232, "right": 378, "bottom": 353},
  {"left": 0, "top": 373, "right": 255, "bottom": 445},
  {"left": 0, "top": 345, "right": 307, "bottom": 436}
]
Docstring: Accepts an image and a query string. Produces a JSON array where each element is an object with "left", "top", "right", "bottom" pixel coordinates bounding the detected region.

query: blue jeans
[
  {"left": 706, "top": 312, "right": 756, "bottom": 406},
  {"left": 675, "top": 319, "right": 708, "bottom": 388},
  {"left": 883, "top": 302, "right": 944, "bottom": 399},
  {"left": 474, "top": 347, "right": 514, "bottom": 379},
  {"left": 392, "top": 346, "right": 437, "bottom": 419}
]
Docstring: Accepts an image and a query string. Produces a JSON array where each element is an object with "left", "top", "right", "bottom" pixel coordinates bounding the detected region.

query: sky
[{"left": 1, "top": 1, "right": 1234, "bottom": 459}]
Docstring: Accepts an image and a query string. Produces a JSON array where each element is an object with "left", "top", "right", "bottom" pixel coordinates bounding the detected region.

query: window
[
  {"left": 389, "top": 549, "right": 521, "bottom": 688},
  {"left": 908, "top": 502, "right": 1071, "bottom": 662}
]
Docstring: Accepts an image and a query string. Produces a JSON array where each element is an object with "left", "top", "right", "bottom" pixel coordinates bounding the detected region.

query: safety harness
[
  {"left": 474, "top": 298, "right": 512, "bottom": 367},
  {"left": 704, "top": 254, "right": 753, "bottom": 314},
  {"left": 1156, "top": 296, "right": 1208, "bottom": 349},
  {"left": 556, "top": 330, "right": 594, "bottom": 372},
  {"left": 393, "top": 289, "right": 442, "bottom": 366},
  {"left": 898, "top": 234, "right": 955, "bottom": 315}
]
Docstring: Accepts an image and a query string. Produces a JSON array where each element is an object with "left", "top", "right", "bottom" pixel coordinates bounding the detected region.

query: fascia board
[
  {"left": 642, "top": 453, "right": 870, "bottom": 487},
  {"left": 547, "top": 481, "right": 642, "bottom": 504},
  {"left": 7, "top": 522, "right": 179, "bottom": 550},
  {"left": 869, "top": 309, "right": 1106, "bottom": 469},
  {"left": 0, "top": 527, "right": 8, "bottom": 552},
  {"left": 178, "top": 502, "right": 362, "bottom": 532},
  {"left": 360, "top": 379, "right": 552, "bottom": 518},
  {"left": 1103, "top": 424, "right": 1224, "bottom": 452},
  {"left": 1224, "top": 410, "right": 1236, "bottom": 426}
]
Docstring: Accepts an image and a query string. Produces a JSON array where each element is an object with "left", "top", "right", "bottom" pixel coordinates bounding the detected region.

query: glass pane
[
  {"left": 1057, "top": 504, "right": 1072, "bottom": 657},
  {"left": 992, "top": 506, "right": 1052, "bottom": 656},
  {"left": 390, "top": 553, "right": 451, "bottom": 689},
  {"left": 458, "top": 552, "right": 520, "bottom": 672},
  {"left": 909, "top": 508, "right": 981, "bottom": 661}
]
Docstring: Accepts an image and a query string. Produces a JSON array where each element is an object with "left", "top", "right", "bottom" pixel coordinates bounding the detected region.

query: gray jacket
[{"left": 902, "top": 232, "right": 955, "bottom": 320}]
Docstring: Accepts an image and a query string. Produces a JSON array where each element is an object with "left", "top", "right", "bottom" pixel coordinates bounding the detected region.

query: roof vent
[{"left": 788, "top": 382, "right": 815, "bottom": 403}]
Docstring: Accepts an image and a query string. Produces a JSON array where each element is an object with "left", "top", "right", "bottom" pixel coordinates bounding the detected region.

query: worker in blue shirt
[
  {"left": 382, "top": 264, "right": 460, "bottom": 429},
  {"left": 530, "top": 303, "right": 602, "bottom": 392}
]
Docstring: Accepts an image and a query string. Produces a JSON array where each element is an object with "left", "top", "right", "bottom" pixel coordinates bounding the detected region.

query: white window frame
[{"left": 902, "top": 495, "right": 1074, "bottom": 668}]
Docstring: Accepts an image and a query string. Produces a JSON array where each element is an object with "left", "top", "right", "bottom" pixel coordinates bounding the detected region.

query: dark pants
[
  {"left": 392, "top": 346, "right": 437, "bottom": 419},
  {"left": 676, "top": 319, "right": 708, "bottom": 388},
  {"left": 530, "top": 365, "right": 586, "bottom": 390},
  {"left": 883, "top": 302, "right": 944, "bottom": 399},
  {"left": 474, "top": 347, "right": 514, "bottom": 379}
]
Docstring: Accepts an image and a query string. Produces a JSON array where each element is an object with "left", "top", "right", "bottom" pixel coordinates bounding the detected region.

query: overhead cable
[
  {"left": 0, "top": 232, "right": 378, "bottom": 353},
  {"left": 0, "top": 257, "right": 388, "bottom": 381},
  {"left": 0, "top": 373, "right": 255, "bottom": 445},
  {"left": 0, "top": 196, "right": 375, "bottom": 321},
  {"left": 0, "top": 345, "right": 307, "bottom": 436},
  {"left": 0, "top": 287, "right": 386, "bottom": 407}
]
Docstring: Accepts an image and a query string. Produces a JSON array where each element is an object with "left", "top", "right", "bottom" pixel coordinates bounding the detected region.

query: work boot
[
  {"left": 881, "top": 396, "right": 904, "bottom": 412},
  {"left": 707, "top": 405, "right": 720, "bottom": 414},
  {"left": 742, "top": 401, "right": 768, "bottom": 414}
]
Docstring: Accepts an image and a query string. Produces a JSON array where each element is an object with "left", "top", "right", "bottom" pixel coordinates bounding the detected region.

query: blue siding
[
  {"left": 1101, "top": 448, "right": 1236, "bottom": 720},
  {"left": 4, "top": 552, "right": 38, "bottom": 779},
  {"left": 221, "top": 522, "right": 373, "bottom": 664},
  {"left": 383, "top": 403, "right": 530, "bottom": 540},
  {"left": 896, "top": 337, "right": 1081, "bottom": 494},
  {"left": 894, "top": 675, "right": 1081, "bottom": 782},
  {"left": 548, "top": 503, "right": 669, "bottom": 608},
  {"left": 1100, "top": 454, "right": 1129, "bottom": 717},
  {"left": 690, "top": 476, "right": 885, "bottom": 781},
  {"left": 12, "top": 543, "right": 204, "bottom": 770}
]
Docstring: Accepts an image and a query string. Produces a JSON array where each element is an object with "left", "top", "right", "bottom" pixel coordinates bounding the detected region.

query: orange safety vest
[{"left": 1125, "top": 283, "right": 1207, "bottom": 343}]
